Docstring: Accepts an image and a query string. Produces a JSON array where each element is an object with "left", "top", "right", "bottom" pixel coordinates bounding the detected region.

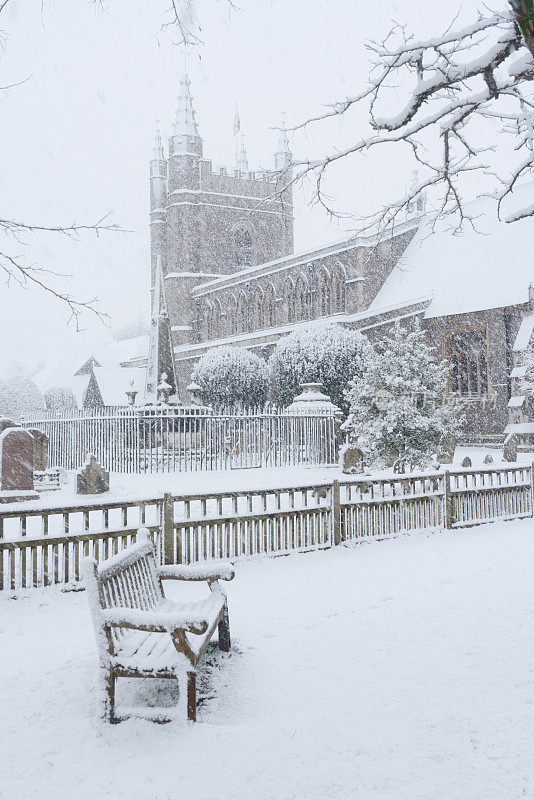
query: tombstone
[
  {"left": 503, "top": 433, "right": 518, "bottom": 463},
  {"left": 461, "top": 456, "right": 472, "bottom": 468},
  {"left": 340, "top": 443, "right": 364, "bottom": 474},
  {"left": 76, "top": 454, "right": 109, "bottom": 495},
  {"left": 0, "top": 418, "right": 15, "bottom": 435},
  {"left": 483, "top": 454, "right": 494, "bottom": 465},
  {"left": 0, "top": 427, "right": 38, "bottom": 500},
  {"left": 437, "top": 436, "right": 456, "bottom": 465},
  {"left": 27, "top": 428, "right": 49, "bottom": 471}
]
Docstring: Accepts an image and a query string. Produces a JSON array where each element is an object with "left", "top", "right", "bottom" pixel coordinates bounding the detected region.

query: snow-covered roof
[
  {"left": 91, "top": 367, "right": 145, "bottom": 406},
  {"left": 507, "top": 395, "right": 525, "bottom": 408},
  {"left": 34, "top": 336, "right": 148, "bottom": 407},
  {"left": 369, "top": 184, "right": 534, "bottom": 319},
  {"left": 511, "top": 365, "right": 528, "bottom": 378}
]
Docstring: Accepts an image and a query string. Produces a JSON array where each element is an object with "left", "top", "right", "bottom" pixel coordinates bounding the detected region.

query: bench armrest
[
  {"left": 102, "top": 607, "right": 208, "bottom": 636},
  {"left": 158, "top": 561, "right": 235, "bottom": 582}
]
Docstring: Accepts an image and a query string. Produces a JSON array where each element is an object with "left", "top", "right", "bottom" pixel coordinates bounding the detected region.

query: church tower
[{"left": 147, "top": 72, "right": 294, "bottom": 397}]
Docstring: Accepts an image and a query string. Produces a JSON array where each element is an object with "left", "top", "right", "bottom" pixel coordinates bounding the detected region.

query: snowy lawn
[{"left": 1, "top": 519, "right": 532, "bottom": 800}]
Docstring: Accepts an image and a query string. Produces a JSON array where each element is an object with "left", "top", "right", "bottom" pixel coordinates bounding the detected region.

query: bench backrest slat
[{"left": 98, "top": 541, "right": 163, "bottom": 611}]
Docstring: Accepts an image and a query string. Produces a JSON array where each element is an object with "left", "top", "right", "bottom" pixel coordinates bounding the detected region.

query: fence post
[
  {"left": 162, "top": 493, "right": 178, "bottom": 564},
  {"left": 444, "top": 470, "right": 454, "bottom": 529},
  {"left": 331, "top": 480, "right": 341, "bottom": 545},
  {"left": 530, "top": 461, "right": 534, "bottom": 517}
]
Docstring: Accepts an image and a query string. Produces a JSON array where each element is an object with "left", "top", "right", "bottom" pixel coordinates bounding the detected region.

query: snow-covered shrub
[
  {"left": 0, "top": 376, "right": 45, "bottom": 423},
  {"left": 44, "top": 386, "right": 78, "bottom": 411},
  {"left": 268, "top": 321, "right": 373, "bottom": 413},
  {"left": 192, "top": 346, "right": 268, "bottom": 407},
  {"left": 344, "top": 322, "right": 463, "bottom": 471}
]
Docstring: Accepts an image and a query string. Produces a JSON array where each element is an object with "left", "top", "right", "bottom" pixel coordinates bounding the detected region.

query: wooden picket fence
[
  {"left": 0, "top": 463, "right": 531, "bottom": 593},
  {"left": 21, "top": 405, "right": 337, "bottom": 473}
]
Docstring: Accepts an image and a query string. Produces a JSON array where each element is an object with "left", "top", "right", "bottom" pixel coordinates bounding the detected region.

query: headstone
[
  {"left": 76, "top": 454, "right": 109, "bottom": 495},
  {"left": 461, "top": 456, "right": 472, "bottom": 468},
  {"left": 483, "top": 454, "right": 494, "bottom": 465},
  {"left": 27, "top": 428, "right": 48, "bottom": 471},
  {"left": 437, "top": 436, "right": 456, "bottom": 465},
  {"left": 340, "top": 443, "right": 364, "bottom": 474},
  {"left": 0, "top": 418, "right": 15, "bottom": 435},
  {"left": 0, "top": 428, "right": 38, "bottom": 499},
  {"left": 503, "top": 433, "right": 518, "bottom": 463}
]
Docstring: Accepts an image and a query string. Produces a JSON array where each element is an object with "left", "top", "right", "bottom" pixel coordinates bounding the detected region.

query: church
[
  {"left": 119, "top": 72, "right": 533, "bottom": 444},
  {"left": 34, "top": 72, "right": 534, "bottom": 445}
]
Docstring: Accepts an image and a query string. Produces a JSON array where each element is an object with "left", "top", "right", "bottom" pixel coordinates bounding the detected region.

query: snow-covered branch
[{"left": 286, "top": 3, "right": 534, "bottom": 230}]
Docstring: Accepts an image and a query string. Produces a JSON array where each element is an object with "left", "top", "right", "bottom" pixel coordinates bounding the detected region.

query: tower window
[{"left": 235, "top": 228, "right": 253, "bottom": 266}]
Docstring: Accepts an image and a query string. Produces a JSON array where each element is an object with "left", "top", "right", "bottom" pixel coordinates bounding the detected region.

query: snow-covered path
[{"left": 1, "top": 520, "right": 532, "bottom": 800}]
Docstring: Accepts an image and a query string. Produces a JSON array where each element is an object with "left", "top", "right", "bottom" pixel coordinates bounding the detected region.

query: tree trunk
[{"left": 511, "top": 1, "right": 534, "bottom": 58}]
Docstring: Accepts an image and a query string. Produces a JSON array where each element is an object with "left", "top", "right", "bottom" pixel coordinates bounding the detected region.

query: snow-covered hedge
[
  {"left": 44, "top": 386, "right": 78, "bottom": 411},
  {"left": 344, "top": 322, "right": 463, "bottom": 471},
  {"left": 268, "top": 321, "right": 373, "bottom": 413},
  {"left": 0, "top": 376, "right": 45, "bottom": 423},
  {"left": 192, "top": 345, "right": 269, "bottom": 407}
]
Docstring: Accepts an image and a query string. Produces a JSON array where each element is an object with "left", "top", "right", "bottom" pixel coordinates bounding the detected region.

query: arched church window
[
  {"left": 212, "top": 299, "right": 222, "bottom": 339},
  {"left": 203, "top": 301, "right": 213, "bottom": 341},
  {"left": 283, "top": 278, "right": 295, "bottom": 324},
  {"left": 237, "top": 292, "right": 248, "bottom": 333},
  {"left": 317, "top": 269, "right": 331, "bottom": 317},
  {"left": 332, "top": 264, "right": 346, "bottom": 313},
  {"left": 235, "top": 228, "right": 254, "bottom": 267},
  {"left": 264, "top": 283, "right": 276, "bottom": 328},
  {"left": 227, "top": 295, "right": 238, "bottom": 336},
  {"left": 253, "top": 287, "right": 264, "bottom": 330},
  {"left": 446, "top": 328, "right": 489, "bottom": 395},
  {"left": 294, "top": 275, "right": 309, "bottom": 322}
]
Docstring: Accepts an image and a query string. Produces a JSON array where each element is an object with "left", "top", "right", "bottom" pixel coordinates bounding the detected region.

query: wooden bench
[{"left": 83, "top": 529, "right": 235, "bottom": 723}]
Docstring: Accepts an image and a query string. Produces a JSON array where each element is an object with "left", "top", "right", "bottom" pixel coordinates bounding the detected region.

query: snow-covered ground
[
  {"left": 1, "top": 519, "right": 532, "bottom": 800},
  {"left": 12, "top": 445, "right": 533, "bottom": 514}
]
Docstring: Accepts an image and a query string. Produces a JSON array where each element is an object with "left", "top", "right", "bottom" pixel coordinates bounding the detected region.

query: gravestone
[
  {"left": 0, "top": 418, "right": 15, "bottom": 435},
  {"left": 0, "top": 428, "right": 38, "bottom": 500},
  {"left": 340, "top": 443, "right": 364, "bottom": 474},
  {"left": 503, "top": 433, "right": 518, "bottom": 463},
  {"left": 461, "top": 456, "right": 472, "bottom": 468},
  {"left": 483, "top": 454, "right": 494, "bottom": 465},
  {"left": 27, "top": 428, "right": 49, "bottom": 471},
  {"left": 437, "top": 436, "right": 456, "bottom": 465},
  {"left": 76, "top": 454, "right": 109, "bottom": 495}
]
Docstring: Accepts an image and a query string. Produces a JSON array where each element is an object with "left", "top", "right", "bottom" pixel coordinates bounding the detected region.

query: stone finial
[
  {"left": 186, "top": 381, "right": 202, "bottom": 406},
  {"left": 157, "top": 373, "right": 172, "bottom": 404},
  {"left": 125, "top": 379, "right": 138, "bottom": 406},
  {"left": 76, "top": 454, "right": 109, "bottom": 495}
]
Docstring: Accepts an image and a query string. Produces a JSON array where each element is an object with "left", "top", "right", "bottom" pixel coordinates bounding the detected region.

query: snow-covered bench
[{"left": 83, "top": 529, "right": 234, "bottom": 723}]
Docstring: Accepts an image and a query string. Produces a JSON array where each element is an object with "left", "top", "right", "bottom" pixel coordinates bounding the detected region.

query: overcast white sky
[{"left": 0, "top": 0, "right": 503, "bottom": 375}]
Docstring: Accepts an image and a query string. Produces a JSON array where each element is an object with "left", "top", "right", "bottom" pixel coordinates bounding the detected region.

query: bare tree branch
[{"left": 282, "top": 4, "right": 534, "bottom": 234}]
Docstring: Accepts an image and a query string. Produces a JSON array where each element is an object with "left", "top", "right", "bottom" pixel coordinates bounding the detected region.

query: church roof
[{"left": 368, "top": 183, "right": 534, "bottom": 319}]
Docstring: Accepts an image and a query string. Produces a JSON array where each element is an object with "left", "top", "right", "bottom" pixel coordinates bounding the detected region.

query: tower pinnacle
[
  {"left": 174, "top": 73, "right": 199, "bottom": 138},
  {"left": 153, "top": 119, "right": 164, "bottom": 160},
  {"left": 237, "top": 133, "right": 249, "bottom": 173},
  {"left": 275, "top": 111, "right": 291, "bottom": 171}
]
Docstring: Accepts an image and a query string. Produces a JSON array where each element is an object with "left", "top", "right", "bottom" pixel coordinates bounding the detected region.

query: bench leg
[
  {"left": 218, "top": 603, "right": 231, "bottom": 652},
  {"left": 187, "top": 671, "right": 197, "bottom": 722},
  {"left": 104, "top": 670, "right": 116, "bottom": 723}
]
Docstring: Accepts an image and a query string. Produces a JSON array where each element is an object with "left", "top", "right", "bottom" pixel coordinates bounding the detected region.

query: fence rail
[
  {"left": 0, "top": 463, "right": 532, "bottom": 593},
  {"left": 22, "top": 405, "right": 337, "bottom": 474}
]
